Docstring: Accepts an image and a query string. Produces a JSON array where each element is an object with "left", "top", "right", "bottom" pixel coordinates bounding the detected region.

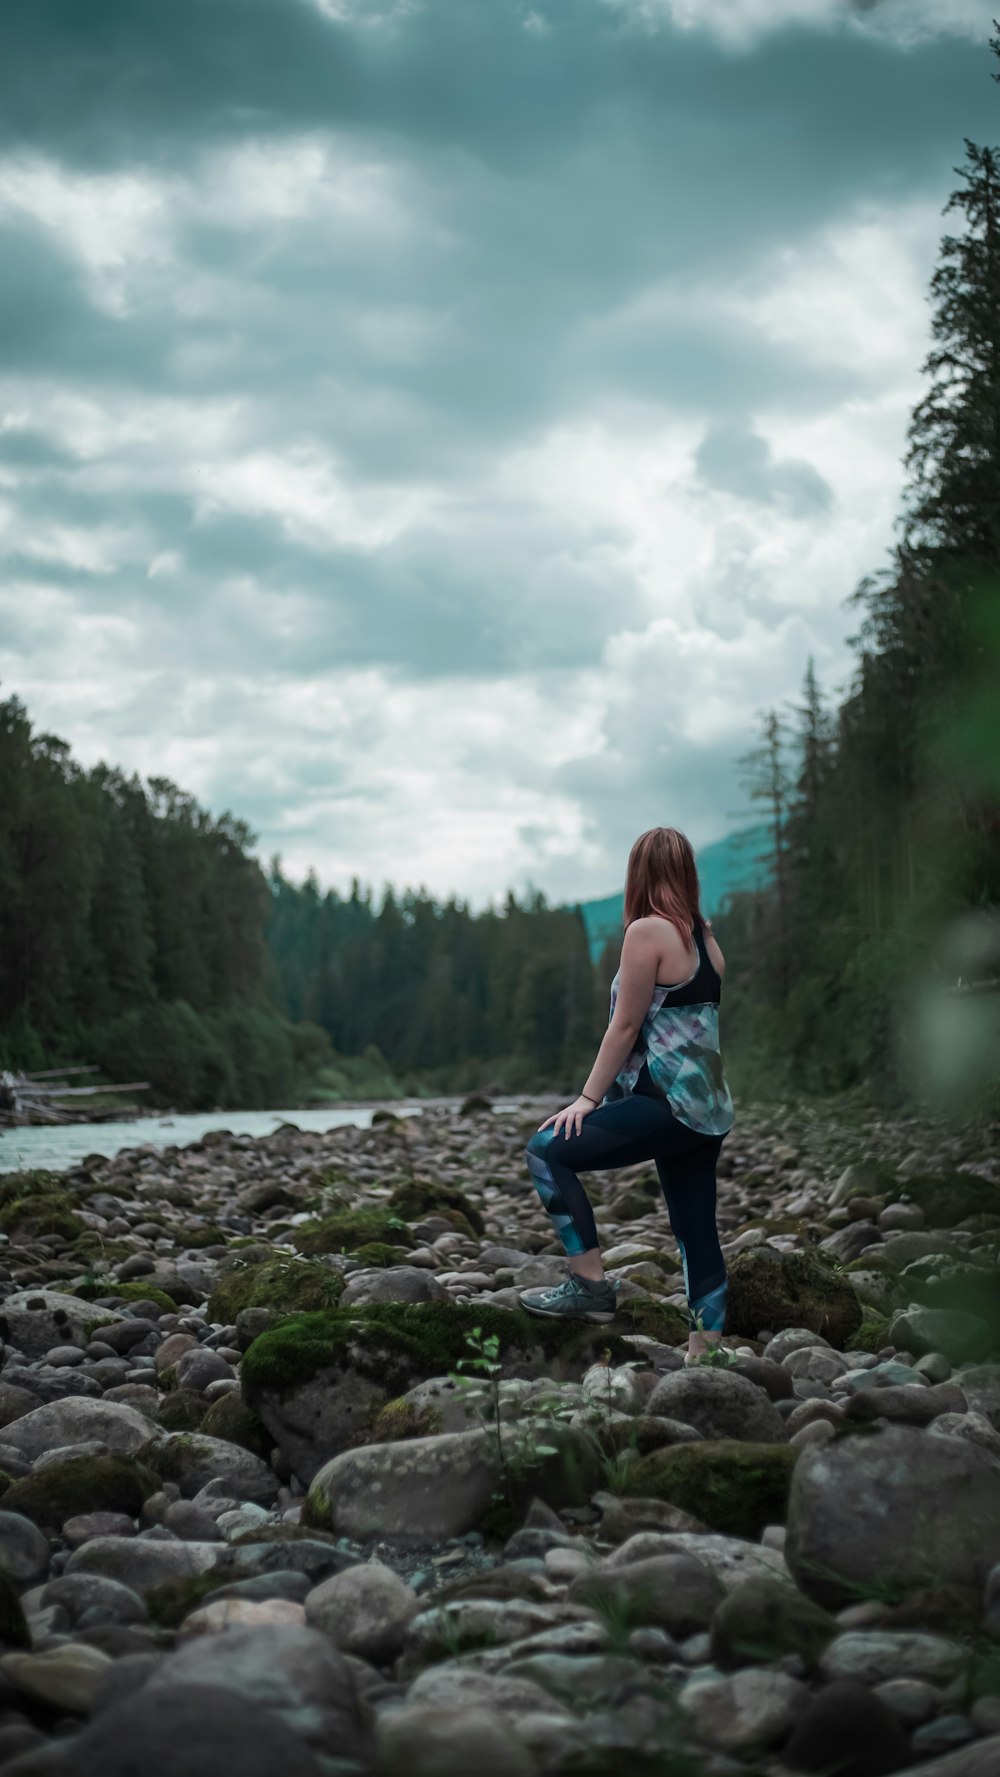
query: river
[{"left": 0, "top": 1098, "right": 512, "bottom": 1175}]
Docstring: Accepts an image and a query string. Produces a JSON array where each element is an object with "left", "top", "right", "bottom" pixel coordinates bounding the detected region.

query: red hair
[{"left": 623, "top": 827, "right": 705, "bottom": 943}]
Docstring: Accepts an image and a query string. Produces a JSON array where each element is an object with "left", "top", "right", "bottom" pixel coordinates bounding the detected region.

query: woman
[{"left": 519, "top": 826, "right": 735, "bottom": 1365}]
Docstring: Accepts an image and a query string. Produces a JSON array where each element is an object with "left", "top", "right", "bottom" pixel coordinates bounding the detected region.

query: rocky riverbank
[{"left": 0, "top": 1093, "right": 997, "bottom": 1776}]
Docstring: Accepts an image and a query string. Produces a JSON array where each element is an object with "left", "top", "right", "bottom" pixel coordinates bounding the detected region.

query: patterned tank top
[{"left": 603, "top": 918, "right": 735, "bottom": 1136}]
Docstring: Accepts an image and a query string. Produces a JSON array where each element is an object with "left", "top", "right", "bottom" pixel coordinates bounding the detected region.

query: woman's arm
[{"left": 580, "top": 918, "right": 661, "bottom": 1104}]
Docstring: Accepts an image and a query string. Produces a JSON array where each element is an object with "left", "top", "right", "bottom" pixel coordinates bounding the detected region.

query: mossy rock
[
  {"left": 851, "top": 1313, "right": 892, "bottom": 1354},
  {"left": 70, "top": 1236, "right": 135, "bottom": 1265},
  {"left": 145, "top": 1570, "right": 222, "bottom": 1630},
  {"left": 837, "top": 1160, "right": 899, "bottom": 1201},
  {"left": 291, "top": 1208, "right": 415, "bottom": 1257},
  {"left": 158, "top": 1390, "right": 210, "bottom": 1432},
  {"left": 242, "top": 1301, "right": 645, "bottom": 1405},
  {"left": 200, "top": 1391, "right": 272, "bottom": 1460},
  {"left": 366, "top": 1397, "right": 444, "bottom": 1444},
  {"left": 176, "top": 1224, "right": 228, "bottom": 1250},
  {"left": 0, "top": 1570, "right": 29, "bottom": 1648},
  {"left": 0, "top": 1169, "right": 61, "bottom": 1206},
  {"left": 387, "top": 1178, "right": 485, "bottom": 1237},
  {"left": 0, "top": 1455, "right": 153, "bottom": 1533},
  {"left": 726, "top": 1248, "right": 862, "bottom": 1346},
  {"left": 350, "top": 1242, "right": 411, "bottom": 1268},
  {"left": 208, "top": 1255, "right": 345, "bottom": 1324},
  {"left": 736, "top": 1216, "right": 808, "bottom": 1237},
  {"left": 843, "top": 1251, "right": 899, "bottom": 1278},
  {"left": 887, "top": 1172, "right": 1000, "bottom": 1229},
  {"left": 899, "top": 1259, "right": 1000, "bottom": 1352},
  {"left": 627, "top": 1441, "right": 800, "bottom": 1540},
  {"left": 71, "top": 1279, "right": 178, "bottom": 1314},
  {"left": 0, "top": 1190, "right": 85, "bottom": 1244},
  {"left": 614, "top": 1299, "right": 689, "bottom": 1346}
]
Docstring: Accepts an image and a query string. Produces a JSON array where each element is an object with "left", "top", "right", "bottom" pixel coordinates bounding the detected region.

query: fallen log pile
[{"left": 0, "top": 1066, "right": 150, "bottom": 1127}]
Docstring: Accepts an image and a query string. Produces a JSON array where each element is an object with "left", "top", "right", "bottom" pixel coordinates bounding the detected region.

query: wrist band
[{"left": 580, "top": 1092, "right": 598, "bottom": 1106}]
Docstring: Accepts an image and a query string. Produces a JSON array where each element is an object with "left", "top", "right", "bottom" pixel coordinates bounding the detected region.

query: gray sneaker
[{"left": 518, "top": 1265, "right": 618, "bottom": 1323}]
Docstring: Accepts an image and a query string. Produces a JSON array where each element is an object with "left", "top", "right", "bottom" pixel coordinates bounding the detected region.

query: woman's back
[{"left": 606, "top": 918, "right": 735, "bottom": 1136}]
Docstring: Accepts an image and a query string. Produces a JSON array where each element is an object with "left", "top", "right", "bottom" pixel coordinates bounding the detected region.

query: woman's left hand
[{"left": 538, "top": 1095, "right": 598, "bottom": 1140}]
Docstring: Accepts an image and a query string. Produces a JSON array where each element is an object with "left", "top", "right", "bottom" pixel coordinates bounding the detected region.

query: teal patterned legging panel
[{"left": 525, "top": 1095, "right": 729, "bottom": 1331}]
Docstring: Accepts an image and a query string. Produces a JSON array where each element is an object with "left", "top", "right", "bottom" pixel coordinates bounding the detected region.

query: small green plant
[
  {"left": 688, "top": 1313, "right": 743, "bottom": 1366},
  {"left": 449, "top": 1325, "right": 512, "bottom": 1521},
  {"left": 600, "top": 1425, "right": 642, "bottom": 1496}
]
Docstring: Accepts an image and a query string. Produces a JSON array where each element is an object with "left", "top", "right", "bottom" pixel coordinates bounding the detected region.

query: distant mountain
[{"left": 573, "top": 824, "right": 773, "bottom": 963}]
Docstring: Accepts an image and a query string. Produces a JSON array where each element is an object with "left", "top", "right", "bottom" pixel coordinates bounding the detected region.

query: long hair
[{"left": 623, "top": 827, "right": 705, "bottom": 943}]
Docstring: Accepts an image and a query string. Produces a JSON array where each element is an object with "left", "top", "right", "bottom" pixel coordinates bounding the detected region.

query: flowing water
[{"left": 0, "top": 1100, "right": 467, "bottom": 1175}]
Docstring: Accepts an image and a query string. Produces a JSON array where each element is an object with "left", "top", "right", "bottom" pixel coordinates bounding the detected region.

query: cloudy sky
[{"left": 1, "top": 0, "right": 998, "bottom": 910}]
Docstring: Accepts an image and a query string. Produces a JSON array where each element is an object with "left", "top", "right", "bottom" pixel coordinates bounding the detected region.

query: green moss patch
[
  {"left": 145, "top": 1570, "right": 221, "bottom": 1629},
  {"left": 175, "top": 1223, "right": 228, "bottom": 1249},
  {"left": 887, "top": 1172, "right": 1000, "bottom": 1229},
  {"left": 0, "top": 1192, "right": 85, "bottom": 1244},
  {"left": 208, "top": 1254, "right": 345, "bottom": 1323},
  {"left": 1, "top": 1455, "right": 153, "bottom": 1532},
  {"left": 351, "top": 1241, "right": 411, "bottom": 1268},
  {"left": 387, "top": 1178, "right": 485, "bottom": 1237},
  {"left": 614, "top": 1299, "right": 689, "bottom": 1345},
  {"left": 242, "top": 1301, "right": 645, "bottom": 1404},
  {"left": 627, "top": 1442, "right": 799, "bottom": 1540},
  {"left": 726, "top": 1248, "right": 862, "bottom": 1346},
  {"left": 158, "top": 1391, "right": 210, "bottom": 1432},
  {"left": 72, "top": 1279, "right": 178, "bottom": 1314},
  {"left": 200, "top": 1391, "right": 272, "bottom": 1460},
  {"left": 291, "top": 1207, "right": 415, "bottom": 1256},
  {"left": 851, "top": 1313, "right": 892, "bottom": 1354},
  {"left": 367, "top": 1397, "right": 444, "bottom": 1444}
]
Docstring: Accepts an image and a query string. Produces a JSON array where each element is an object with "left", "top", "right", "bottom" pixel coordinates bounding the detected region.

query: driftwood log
[{"left": 0, "top": 1070, "right": 150, "bottom": 1128}]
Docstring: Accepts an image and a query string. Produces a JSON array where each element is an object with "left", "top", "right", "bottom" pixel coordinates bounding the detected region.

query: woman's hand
[{"left": 538, "top": 1095, "right": 599, "bottom": 1140}]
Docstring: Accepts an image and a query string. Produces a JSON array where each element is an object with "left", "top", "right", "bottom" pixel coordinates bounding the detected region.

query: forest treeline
[
  {"left": 0, "top": 696, "right": 603, "bottom": 1104},
  {"left": 717, "top": 68, "right": 1000, "bottom": 1115},
  {"left": 3, "top": 43, "right": 1000, "bottom": 1115}
]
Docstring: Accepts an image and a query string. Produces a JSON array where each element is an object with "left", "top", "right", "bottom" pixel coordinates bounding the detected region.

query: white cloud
[{"left": 603, "top": 0, "right": 993, "bottom": 48}]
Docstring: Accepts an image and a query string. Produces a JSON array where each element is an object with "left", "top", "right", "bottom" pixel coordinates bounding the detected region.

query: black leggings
[{"left": 525, "top": 1095, "right": 729, "bottom": 1331}]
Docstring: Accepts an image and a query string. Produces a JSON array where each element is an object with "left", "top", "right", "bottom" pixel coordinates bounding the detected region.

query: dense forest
[
  {"left": 719, "top": 95, "right": 1000, "bottom": 1117},
  {"left": 0, "top": 702, "right": 604, "bottom": 1104},
  {"left": 2, "top": 48, "right": 999, "bottom": 1117}
]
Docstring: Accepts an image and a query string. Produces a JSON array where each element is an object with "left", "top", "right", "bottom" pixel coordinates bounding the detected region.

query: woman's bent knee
[{"left": 525, "top": 1127, "right": 553, "bottom": 1162}]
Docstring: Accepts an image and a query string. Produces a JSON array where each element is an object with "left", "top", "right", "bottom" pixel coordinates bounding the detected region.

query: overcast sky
[{"left": 1, "top": 0, "right": 997, "bottom": 910}]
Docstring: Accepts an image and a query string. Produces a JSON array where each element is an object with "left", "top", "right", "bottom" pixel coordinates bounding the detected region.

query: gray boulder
[
  {"left": 0, "top": 1292, "right": 123, "bottom": 1360},
  {"left": 2, "top": 1398, "right": 154, "bottom": 1462},
  {"left": 646, "top": 1367, "right": 787, "bottom": 1444},
  {"left": 374, "top": 1703, "right": 536, "bottom": 1777},
  {"left": 60, "top": 1683, "right": 324, "bottom": 1777},
  {"left": 570, "top": 1552, "right": 724, "bottom": 1637},
  {"left": 0, "top": 1512, "right": 49, "bottom": 1585},
  {"left": 785, "top": 1422, "right": 1000, "bottom": 1608},
  {"left": 145, "top": 1623, "right": 373, "bottom": 1764},
  {"left": 41, "top": 1573, "right": 148, "bottom": 1627},
  {"left": 138, "top": 1433, "right": 279, "bottom": 1506},
  {"left": 340, "top": 1268, "right": 449, "bottom": 1307},
  {"left": 306, "top": 1424, "right": 599, "bottom": 1544},
  {"left": 304, "top": 1559, "right": 419, "bottom": 1664},
  {"left": 65, "top": 1536, "right": 223, "bottom": 1596},
  {"left": 890, "top": 1308, "right": 992, "bottom": 1366},
  {"left": 844, "top": 1381, "right": 967, "bottom": 1427}
]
